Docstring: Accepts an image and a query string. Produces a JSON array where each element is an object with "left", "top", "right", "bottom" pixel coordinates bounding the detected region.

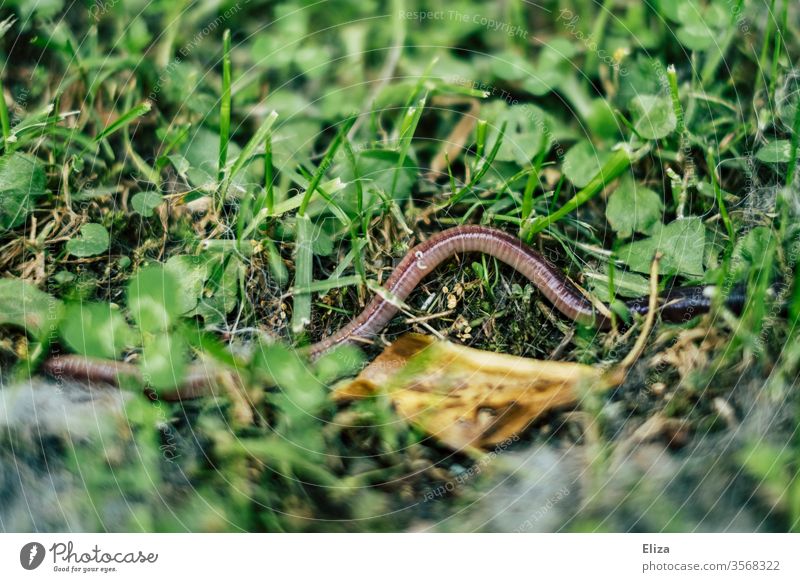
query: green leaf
[
  {"left": 131, "top": 191, "right": 164, "bottom": 217},
  {"left": 617, "top": 56, "right": 668, "bottom": 104},
  {"left": 60, "top": 302, "right": 134, "bottom": 359},
  {"left": 755, "top": 140, "right": 795, "bottom": 164},
  {"left": 658, "top": 1, "right": 725, "bottom": 51},
  {"left": 248, "top": 3, "right": 307, "bottom": 70},
  {"left": 606, "top": 176, "right": 664, "bottom": 238},
  {"left": 180, "top": 127, "right": 243, "bottom": 191},
  {"left": 66, "top": 223, "right": 110, "bottom": 257},
  {"left": 520, "top": 38, "right": 577, "bottom": 96},
  {"left": 255, "top": 343, "right": 326, "bottom": 416},
  {"left": 675, "top": 23, "right": 716, "bottom": 51},
  {"left": 562, "top": 141, "right": 612, "bottom": 188},
  {"left": 630, "top": 94, "right": 677, "bottom": 140},
  {"left": 192, "top": 255, "right": 243, "bottom": 323},
  {"left": 165, "top": 255, "right": 210, "bottom": 314},
  {"left": 656, "top": 0, "right": 692, "bottom": 22},
  {"left": 141, "top": 332, "right": 186, "bottom": 390},
  {"left": 0, "top": 153, "right": 47, "bottom": 230},
  {"left": 617, "top": 217, "right": 706, "bottom": 277},
  {"left": 0, "top": 278, "right": 63, "bottom": 339},
  {"left": 314, "top": 344, "right": 365, "bottom": 385},
  {"left": 127, "top": 265, "right": 182, "bottom": 332},
  {"left": 490, "top": 51, "right": 536, "bottom": 83},
  {"left": 485, "top": 104, "right": 552, "bottom": 166},
  {"left": 586, "top": 99, "right": 620, "bottom": 141}
]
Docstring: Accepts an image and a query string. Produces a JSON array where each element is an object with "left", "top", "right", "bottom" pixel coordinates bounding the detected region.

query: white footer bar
[{"left": 1, "top": 534, "right": 797, "bottom": 581}]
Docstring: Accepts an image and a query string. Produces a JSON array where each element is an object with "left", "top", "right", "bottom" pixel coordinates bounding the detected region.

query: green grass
[{"left": 1, "top": 0, "right": 799, "bottom": 532}]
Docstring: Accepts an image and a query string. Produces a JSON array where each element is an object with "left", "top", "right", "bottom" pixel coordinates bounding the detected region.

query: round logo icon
[{"left": 20, "top": 542, "right": 46, "bottom": 570}]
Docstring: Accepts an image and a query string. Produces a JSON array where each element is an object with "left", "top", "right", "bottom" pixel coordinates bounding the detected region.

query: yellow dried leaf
[{"left": 333, "top": 334, "right": 622, "bottom": 451}]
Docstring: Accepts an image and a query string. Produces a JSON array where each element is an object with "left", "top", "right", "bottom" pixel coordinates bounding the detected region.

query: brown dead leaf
[{"left": 333, "top": 334, "right": 621, "bottom": 451}]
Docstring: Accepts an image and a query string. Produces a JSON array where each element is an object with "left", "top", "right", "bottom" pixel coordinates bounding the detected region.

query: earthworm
[
  {"left": 305, "top": 225, "right": 746, "bottom": 357},
  {"left": 40, "top": 354, "right": 234, "bottom": 402},
  {"left": 40, "top": 225, "right": 747, "bottom": 398}
]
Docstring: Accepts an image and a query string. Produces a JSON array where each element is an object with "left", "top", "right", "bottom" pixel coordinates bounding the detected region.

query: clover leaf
[{"left": 66, "top": 223, "right": 110, "bottom": 257}]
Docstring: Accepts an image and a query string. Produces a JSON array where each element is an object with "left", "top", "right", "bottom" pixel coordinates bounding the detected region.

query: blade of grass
[
  {"left": 154, "top": 0, "right": 189, "bottom": 69},
  {"left": 445, "top": 152, "right": 457, "bottom": 196},
  {"left": 270, "top": 177, "right": 346, "bottom": 216},
  {"left": 760, "top": 0, "right": 777, "bottom": 74},
  {"left": 770, "top": 0, "right": 788, "bottom": 103},
  {"left": 223, "top": 109, "right": 277, "bottom": 197},
  {"left": 92, "top": 101, "right": 151, "bottom": 144},
  {"left": 328, "top": 241, "right": 364, "bottom": 280},
  {"left": 474, "top": 119, "right": 488, "bottom": 161},
  {"left": 156, "top": 123, "right": 191, "bottom": 170},
  {"left": 298, "top": 116, "right": 356, "bottom": 217},
  {"left": 402, "top": 56, "right": 436, "bottom": 110},
  {"left": 290, "top": 275, "right": 364, "bottom": 296},
  {"left": 706, "top": 148, "right": 735, "bottom": 246},
  {"left": 236, "top": 189, "right": 252, "bottom": 241},
  {"left": 667, "top": 65, "right": 686, "bottom": 138},
  {"left": 342, "top": 136, "right": 365, "bottom": 235},
  {"left": 390, "top": 95, "right": 426, "bottom": 198},
  {"left": 521, "top": 148, "right": 547, "bottom": 223},
  {"left": 450, "top": 120, "right": 507, "bottom": 205},
  {"left": 298, "top": 166, "right": 368, "bottom": 285},
  {"left": 526, "top": 147, "right": 633, "bottom": 236},
  {"left": 263, "top": 237, "right": 288, "bottom": 285},
  {"left": 296, "top": 168, "right": 350, "bottom": 225},
  {"left": 786, "top": 97, "right": 800, "bottom": 187},
  {"left": 0, "top": 75, "right": 10, "bottom": 152},
  {"left": 261, "top": 131, "right": 274, "bottom": 215},
  {"left": 217, "top": 29, "right": 232, "bottom": 191},
  {"left": 346, "top": 0, "right": 407, "bottom": 140},
  {"left": 123, "top": 121, "right": 161, "bottom": 186},
  {"left": 291, "top": 214, "right": 314, "bottom": 334}
]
